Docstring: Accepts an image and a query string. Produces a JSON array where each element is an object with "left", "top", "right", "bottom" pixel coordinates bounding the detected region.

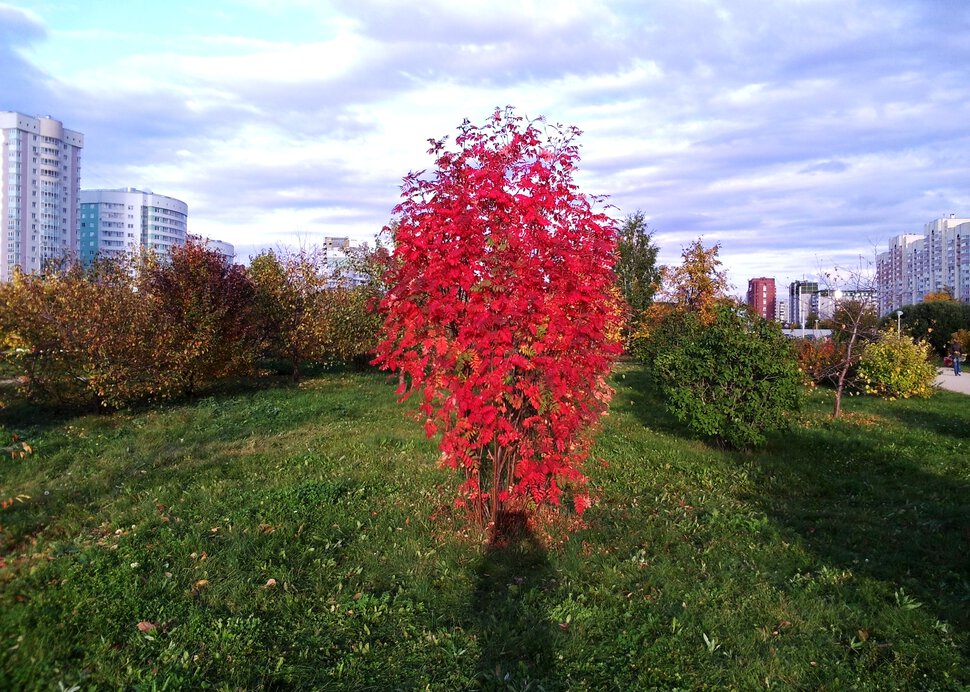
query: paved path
[{"left": 935, "top": 367, "right": 970, "bottom": 395}]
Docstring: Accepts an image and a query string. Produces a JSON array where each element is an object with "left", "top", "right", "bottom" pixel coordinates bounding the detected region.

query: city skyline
[{"left": 3, "top": 1, "right": 968, "bottom": 287}]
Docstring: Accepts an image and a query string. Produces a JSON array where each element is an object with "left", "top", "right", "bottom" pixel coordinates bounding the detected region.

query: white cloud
[{"left": 2, "top": 0, "right": 969, "bottom": 286}]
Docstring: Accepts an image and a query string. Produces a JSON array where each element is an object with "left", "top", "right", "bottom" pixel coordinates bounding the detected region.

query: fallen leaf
[
  {"left": 137, "top": 621, "right": 157, "bottom": 632},
  {"left": 263, "top": 578, "right": 277, "bottom": 588},
  {"left": 194, "top": 579, "right": 209, "bottom": 588}
]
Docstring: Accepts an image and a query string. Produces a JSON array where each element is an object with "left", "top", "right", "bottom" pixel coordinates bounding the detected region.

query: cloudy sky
[{"left": 4, "top": 0, "right": 969, "bottom": 291}]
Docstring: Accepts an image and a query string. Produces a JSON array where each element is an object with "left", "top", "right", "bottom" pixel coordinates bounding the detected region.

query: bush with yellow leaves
[{"left": 858, "top": 329, "right": 937, "bottom": 400}]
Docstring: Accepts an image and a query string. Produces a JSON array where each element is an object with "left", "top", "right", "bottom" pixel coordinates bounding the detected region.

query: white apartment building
[
  {"left": 189, "top": 234, "right": 235, "bottom": 262},
  {"left": 0, "top": 112, "right": 83, "bottom": 281},
  {"left": 775, "top": 299, "right": 788, "bottom": 323},
  {"left": 876, "top": 215, "right": 970, "bottom": 314},
  {"left": 80, "top": 188, "right": 188, "bottom": 263},
  {"left": 323, "top": 236, "right": 370, "bottom": 287}
]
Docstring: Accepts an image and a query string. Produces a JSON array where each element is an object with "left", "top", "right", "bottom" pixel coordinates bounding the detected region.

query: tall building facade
[
  {"left": 775, "top": 299, "right": 789, "bottom": 323},
  {"left": 80, "top": 188, "right": 188, "bottom": 263},
  {"left": 876, "top": 216, "right": 970, "bottom": 314},
  {"left": 746, "top": 277, "right": 776, "bottom": 320},
  {"left": 1, "top": 112, "right": 83, "bottom": 280},
  {"left": 788, "top": 280, "right": 818, "bottom": 326}
]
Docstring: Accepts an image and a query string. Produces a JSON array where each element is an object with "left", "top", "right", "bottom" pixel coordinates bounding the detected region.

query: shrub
[
  {"left": 374, "top": 108, "right": 623, "bottom": 524},
  {"left": 317, "top": 286, "right": 381, "bottom": 368},
  {"left": 0, "top": 259, "right": 161, "bottom": 409},
  {"left": 796, "top": 337, "right": 841, "bottom": 386},
  {"left": 858, "top": 330, "right": 937, "bottom": 400},
  {"left": 0, "top": 244, "right": 259, "bottom": 410},
  {"left": 140, "top": 241, "right": 259, "bottom": 395},
  {"left": 249, "top": 249, "right": 381, "bottom": 379},
  {"left": 651, "top": 304, "right": 802, "bottom": 449}
]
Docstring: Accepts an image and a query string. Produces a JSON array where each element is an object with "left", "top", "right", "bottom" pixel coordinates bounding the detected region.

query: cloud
[
  {"left": 4, "top": 0, "right": 969, "bottom": 289},
  {"left": 0, "top": 4, "right": 56, "bottom": 112}
]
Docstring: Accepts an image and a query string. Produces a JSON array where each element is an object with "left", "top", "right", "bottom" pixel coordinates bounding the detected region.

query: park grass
[{"left": 0, "top": 365, "right": 967, "bottom": 690}]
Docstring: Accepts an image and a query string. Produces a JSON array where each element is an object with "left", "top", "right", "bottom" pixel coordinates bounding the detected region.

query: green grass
[{"left": 1, "top": 365, "right": 967, "bottom": 690}]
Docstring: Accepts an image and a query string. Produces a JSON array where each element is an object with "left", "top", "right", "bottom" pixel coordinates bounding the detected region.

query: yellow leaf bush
[{"left": 858, "top": 329, "right": 937, "bottom": 400}]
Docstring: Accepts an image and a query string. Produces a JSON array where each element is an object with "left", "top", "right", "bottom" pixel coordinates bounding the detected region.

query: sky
[{"left": 3, "top": 0, "right": 969, "bottom": 292}]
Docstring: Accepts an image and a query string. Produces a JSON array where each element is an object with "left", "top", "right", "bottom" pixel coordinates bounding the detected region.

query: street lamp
[{"left": 896, "top": 310, "right": 903, "bottom": 338}]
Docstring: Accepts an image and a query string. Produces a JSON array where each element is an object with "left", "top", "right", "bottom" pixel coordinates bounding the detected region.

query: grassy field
[{"left": 0, "top": 365, "right": 967, "bottom": 690}]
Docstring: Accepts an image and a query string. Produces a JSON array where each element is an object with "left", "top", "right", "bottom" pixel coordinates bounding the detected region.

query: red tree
[{"left": 374, "top": 108, "right": 622, "bottom": 525}]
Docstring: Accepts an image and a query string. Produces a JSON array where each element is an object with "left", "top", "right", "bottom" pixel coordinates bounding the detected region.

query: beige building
[{"left": 0, "top": 112, "right": 83, "bottom": 280}]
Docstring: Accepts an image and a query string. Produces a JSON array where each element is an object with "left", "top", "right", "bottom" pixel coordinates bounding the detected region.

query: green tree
[
  {"left": 886, "top": 301, "right": 970, "bottom": 356},
  {"left": 651, "top": 303, "right": 801, "bottom": 449},
  {"left": 614, "top": 211, "right": 660, "bottom": 339}
]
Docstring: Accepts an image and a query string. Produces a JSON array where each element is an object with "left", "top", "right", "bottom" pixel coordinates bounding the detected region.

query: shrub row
[{"left": 0, "top": 242, "right": 381, "bottom": 410}]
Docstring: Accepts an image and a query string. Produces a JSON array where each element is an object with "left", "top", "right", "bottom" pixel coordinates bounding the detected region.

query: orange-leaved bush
[{"left": 374, "top": 108, "right": 623, "bottom": 525}]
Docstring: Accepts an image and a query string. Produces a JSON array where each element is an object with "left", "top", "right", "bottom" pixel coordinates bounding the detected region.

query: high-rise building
[
  {"left": 775, "top": 299, "right": 789, "bottom": 324},
  {"left": 80, "top": 188, "right": 188, "bottom": 263},
  {"left": 876, "top": 216, "right": 970, "bottom": 314},
  {"left": 788, "top": 280, "right": 818, "bottom": 326},
  {"left": 746, "top": 277, "right": 776, "bottom": 320},
  {"left": 1, "top": 112, "right": 83, "bottom": 280}
]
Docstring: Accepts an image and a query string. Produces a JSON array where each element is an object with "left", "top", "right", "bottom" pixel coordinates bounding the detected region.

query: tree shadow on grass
[
  {"left": 618, "top": 365, "right": 694, "bottom": 439},
  {"left": 470, "top": 510, "right": 559, "bottom": 690},
  {"left": 749, "top": 419, "right": 970, "bottom": 632},
  {"left": 874, "top": 393, "right": 970, "bottom": 442}
]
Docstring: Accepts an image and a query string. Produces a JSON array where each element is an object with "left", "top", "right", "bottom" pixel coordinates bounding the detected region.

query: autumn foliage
[
  {"left": 374, "top": 109, "right": 623, "bottom": 524},
  {"left": 631, "top": 239, "right": 731, "bottom": 361},
  {"left": 0, "top": 241, "right": 381, "bottom": 409},
  {"left": 0, "top": 258, "right": 160, "bottom": 408},
  {"left": 139, "top": 240, "right": 260, "bottom": 396},
  {"left": 249, "top": 248, "right": 380, "bottom": 380}
]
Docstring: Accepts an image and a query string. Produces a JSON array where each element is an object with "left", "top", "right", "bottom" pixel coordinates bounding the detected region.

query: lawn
[{"left": 0, "top": 365, "right": 967, "bottom": 690}]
